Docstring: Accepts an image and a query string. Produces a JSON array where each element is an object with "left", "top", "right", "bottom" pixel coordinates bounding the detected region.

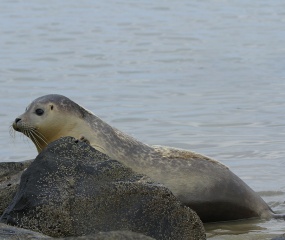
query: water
[{"left": 1, "top": 0, "right": 285, "bottom": 239}]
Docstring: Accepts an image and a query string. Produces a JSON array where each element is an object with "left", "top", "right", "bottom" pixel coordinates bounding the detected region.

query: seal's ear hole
[{"left": 50, "top": 105, "right": 54, "bottom": 110}]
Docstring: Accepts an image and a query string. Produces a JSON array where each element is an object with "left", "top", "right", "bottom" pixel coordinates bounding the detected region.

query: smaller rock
[
  {"left": 0, "top": 160, "right": 33, "bottom": 215},
  {"left": 0, "top": 223, "right": 154, "bottom": 240},
  {"left": 0, "top": 222, "right": 50, "bottom": 239},
  {"left": 60, "top": 231, "right": 155, "bottom": 239},
  {"left": 272, "top": 234, "right": 285, "bottom": 240}
]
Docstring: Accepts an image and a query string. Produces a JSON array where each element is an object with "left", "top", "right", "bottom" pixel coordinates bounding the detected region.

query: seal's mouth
[
  {"left": 12, "top": 122, "right": 21, "bottom": 132},
  {"left": 10, "top": 122, "right": 48, "bottom": 152}
]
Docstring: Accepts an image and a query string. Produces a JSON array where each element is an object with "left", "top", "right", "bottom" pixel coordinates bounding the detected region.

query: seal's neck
[{"left": 90, "top": 116, "right": 154, "bottom": 172}]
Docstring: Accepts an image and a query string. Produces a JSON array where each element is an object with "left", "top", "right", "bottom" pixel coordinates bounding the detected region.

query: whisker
[
  {"left": 29, "top": 131, "right": 41, "bottom": 151},
  {"left": 9, "top": 124, "right": 18, "bottom": 147},
  {"left": 31, "top": 128, "right": 48, "bottom": 146},
  {"left": 9, "top": 124, "right": 15, "bottom": 138},
  {"left": 23, "top": 129, "right": 28, "bottom": 141},
  {"left": 23, "top": 129, "right": 32, "bottom": 145},
  {"left": 29, "top": 131, "right": 41, "bottom": 149}
]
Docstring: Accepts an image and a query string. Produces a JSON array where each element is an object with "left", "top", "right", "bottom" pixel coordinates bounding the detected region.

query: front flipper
[{"left": 79, "top": 136, "right": 90, "bottom": 144}]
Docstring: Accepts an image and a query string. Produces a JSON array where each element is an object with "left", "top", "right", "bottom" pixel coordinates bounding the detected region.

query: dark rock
[
  {"left": 272, "top": 234, "right": 285, "bottom": 240},
  {"left": 0, "top": 160, "right": 33, "bottom": 216},
  {"left": 1, "top": 137, "right": 205, "bottom": 240},
  {"left": 0, "top": 222, "right": 50, "bottom": 239}
]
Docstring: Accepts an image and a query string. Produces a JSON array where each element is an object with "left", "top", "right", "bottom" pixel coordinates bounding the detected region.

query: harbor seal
[{"left": 12, "top": 94, "right": 282, "bottom": 222}]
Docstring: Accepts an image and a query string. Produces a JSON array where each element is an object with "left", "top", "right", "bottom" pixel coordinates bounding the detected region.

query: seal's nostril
[{"left": 15, "top": 118, "right": 21, "bottom": 123}]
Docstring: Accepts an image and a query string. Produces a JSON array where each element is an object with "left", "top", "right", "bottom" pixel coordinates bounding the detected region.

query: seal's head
[{"left": 12, "top": 94, "right": 89, "bottom": 152}]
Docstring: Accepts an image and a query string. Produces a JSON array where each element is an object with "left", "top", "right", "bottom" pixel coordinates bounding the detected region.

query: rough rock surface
[
  {"left": 1, "top": 137, "right": 205, "bottom": 240},
  {"left": 0, "top": 160, "right": 33, "bottom": 216}
]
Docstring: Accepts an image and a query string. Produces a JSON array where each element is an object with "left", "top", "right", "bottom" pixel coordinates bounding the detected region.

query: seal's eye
[{"left": 35, "top": 109, "right": 44, "bottom": 116}]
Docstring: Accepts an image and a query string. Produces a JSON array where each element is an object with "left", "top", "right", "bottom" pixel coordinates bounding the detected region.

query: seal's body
[{"left": 13, "top": 94, "right": 276, "bottom": 222}]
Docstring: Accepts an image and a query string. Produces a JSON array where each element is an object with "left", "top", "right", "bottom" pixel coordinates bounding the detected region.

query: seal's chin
[{"left": 12, "top": 123, "right": 20, "bottom": 132}]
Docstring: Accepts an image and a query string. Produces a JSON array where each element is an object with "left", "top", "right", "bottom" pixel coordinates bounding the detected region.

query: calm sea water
[{"left": 1, "top": 0, "right": 285, "bottom": 239}]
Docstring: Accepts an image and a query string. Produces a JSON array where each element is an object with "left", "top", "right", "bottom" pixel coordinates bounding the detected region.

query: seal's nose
[{"left": 15, "top": 118, "right": 21, "bottom": 124}]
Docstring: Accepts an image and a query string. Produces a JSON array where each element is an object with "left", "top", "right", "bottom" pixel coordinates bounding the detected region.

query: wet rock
[
  {"left": 1, "top": 137, "right": 205, "bottom": 240},
  {"left": 60, "top": 231, "right": 155, "bottom": 239},
  {"left": 0, "top": 160, "right": 33, "bottom": 215},
  {"left": 0, "top": 223, "right": 153, "bottom": 240}
]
